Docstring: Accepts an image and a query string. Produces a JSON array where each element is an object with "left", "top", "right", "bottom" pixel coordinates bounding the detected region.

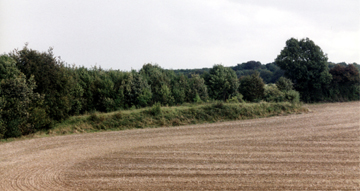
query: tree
[
  {"left": 10, "top": 45, "right": 75, "bottom": 121},
  {"left": 239, "top": 72, "right": 265, "bottom": 102},
  {"left": 188, "top": 74, "right": 208, "bottom": 102},
  {"left": 121, "top": 71, "right": 152, "bottom": 108},
  {"left": 275, "top": 38, "right": 332, "bottom": 102},
  {"left": 242, "top": 61, "right": 261, "bottom": 70},
  {"left": 0, "top": 55, "right": 21, "bottom": 80},
  {"left": 0, "top": 73, "right": 50, "bottom": 138},
  {"left": 140, "top": 64, "right": 172, "bottom": 104},
  {"left": 259, "top": 70, "right": 273, "bottom": 83},
  {"left": 160, "top": 84, "right": 175, "bottom": 105},
  {"left": 0, "top": 54, "right": 50, "bottom": 138},
  {"left": 328, "top": 64, "right": 360, "bottom": 101},
  {"left": 171, "top": 74, "right": 188, "bottom": 104},
  {"left": 205, "top": 64, "right": 239, "bottom": 101}
]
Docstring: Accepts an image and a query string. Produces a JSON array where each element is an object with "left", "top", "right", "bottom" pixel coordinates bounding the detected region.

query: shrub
[
  {"left": 112, "top": 112, "right": 122, "bottom": 120},
  {"left": 88, "top": 113, "right": 105, "bottom": 123},
  {"left": 276, "top": 77, "right": 293, "bottom": 92},
  {"left": 284, "top": 90, "right": 300, "bottom": 103},
  {"left": 5, "top": 119, "right": 22, "bottom": 138},
  {"left": 148, "top": 102, "right": 161, "bottom": 116},
  {"left": 193, "top": 93, "right": 203, "bottom": 103},
  {"left": 239, "top": 72, "right": 265, "bottom": 102},
  {"left": 226, "top": 93, "right": 244, "bottom": 103},
  {"left": 0, "top": 120, "right": 6, "bottom": 139},
  {"left": 263, "top": 84, "right": 285, "bottom": 102},
  {"left": 28, "top": 107, "right": 52, "bottom": 132},
  {"left": 212, "top": 101, "right": 225, "bottom": 109}
]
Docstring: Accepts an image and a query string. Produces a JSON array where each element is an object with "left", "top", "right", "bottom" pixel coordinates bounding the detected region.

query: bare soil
[{"left": 0, "top": 102, "right": 359, "bottom": 190}]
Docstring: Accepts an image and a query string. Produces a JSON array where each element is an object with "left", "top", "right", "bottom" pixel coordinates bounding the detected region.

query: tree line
[{"left": 0, "top": 38, "right": 359, "bottom": 139}]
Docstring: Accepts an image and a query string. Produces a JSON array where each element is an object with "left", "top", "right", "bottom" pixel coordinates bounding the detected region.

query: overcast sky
[{"left": 1, "top": 0, "right": 359, "bottom": 71}]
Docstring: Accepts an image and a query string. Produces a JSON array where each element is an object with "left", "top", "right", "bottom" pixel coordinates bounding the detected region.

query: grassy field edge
[
  {"left": 1, "top": 101, "right": 308, "bottom": 142},
  {"left": 46, "top": 102, "right": 307, "bottom": 136}
]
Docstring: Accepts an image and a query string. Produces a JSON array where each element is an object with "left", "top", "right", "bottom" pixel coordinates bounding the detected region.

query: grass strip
[{"left": 40, "top": 101, "right": 307, "bottom": 137}]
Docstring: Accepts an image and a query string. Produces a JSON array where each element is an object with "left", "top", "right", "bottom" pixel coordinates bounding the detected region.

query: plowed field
[{"left": 0, "top": 102, "right": 359, "bottom": 190}]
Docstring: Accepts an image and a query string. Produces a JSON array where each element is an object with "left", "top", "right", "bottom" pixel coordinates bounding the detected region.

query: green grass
[
  {"left": 47, "top": 101, "right": 307, "bottom": 136},
  {"left": 1, "top": 101, "right": 308, "bottom": 142}
]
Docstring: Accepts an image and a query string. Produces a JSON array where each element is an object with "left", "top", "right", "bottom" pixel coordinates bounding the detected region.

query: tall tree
[
  {"left": 205, "top": 64, "right": 239, "bottom": 101},
  {"left": 10, "top": 45, "right": 75, "bottom": 121},
  {"left": 140, "top": 64, "right": 172, "bottom": 104},
  {"left": 275, "top": 38, "right": 332, "bottom": 102}
]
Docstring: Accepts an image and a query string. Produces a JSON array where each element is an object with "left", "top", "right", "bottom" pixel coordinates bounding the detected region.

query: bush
[
  {"left": 284, "top": 90, "right": 300, "bottom": 103},
  {"left": 148, "top": 102, "right": 161, "bottom": 116},
  {"left": 193, "top": 93, "right": 203, "bottom": 103},
  {"left": 5, "top": 119, "right": 22, "bottom": 138},
  {"left": 88, "top": 113, "right": 105, "bottom": 123},
  {"left": 263, "top": 84, "right": 300, "bottom": 103},
  {"left": 0, "top": 120, "right": 6, "bottom": 139},
  {"left": 276, "top": 77, "right": 293, "bottom": 92},
  {"left": 212, "top": 101, "right": 225, "bottom": 109},
  {"left": 226, "top": 93, "right": 244, "bottom": 103},
  {"left": 27, "top": 107, "right": 52, "bottom": 132},
  {"left": 112, "top": 112, "right": 122, "bottom": 120},
  {"left": 239, "top": 72, "right": 265, "bottom": 102},
  {"left": 263, "top": 84, "right": 285, "bottom": 102}
]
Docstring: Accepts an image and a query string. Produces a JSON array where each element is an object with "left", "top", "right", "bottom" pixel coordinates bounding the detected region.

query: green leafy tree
[
  {"left": 132, "top": 71, "right": 152, "bottom": 107},
  {"left": 65, "top": 66, "right": 84, "bottom": 115},
  {"left": 74, "top": 67, "right": 95, "bottom": 112},
  {"left": 275, "top": 38, "right": 332, "bottom": 102},
  {"left": 10, "top": 45, "right": 75, "bottom": 121},
  {"left": 160, "top": 84, "right": 175, "bottom": 105},
  {"left": 328, "top": 64, "right": 360, "bottom": 101},
  {"left": 121, "top": 71, "right": 152, "bottom": 108},
  {"left": 259, "top": 70, "right": 273, "bottom": 84},
  {"left": 1, "top": 54, "right": 50, "bottom": 138},
  {"left": 0, "top": 73, "right": 50, "bottom": 138},
  {"left": 140, "top": 64, "right": 171, "bottom": 104},
  {"left": 0, "top": 55, "right": 21, "bottom": 79},
  {"left": 205, "top": 64, "right": 239, "bottom": 101},
  {"left": 239, "top": 72, "right": 265, "bottom": 102},
  {"left": 188, "top": 74, "right": 208, "bottom": 102},
  {"left": 93, "top": 69, "right": 116, "bottom": 112},
  {"left": 171, "top": 74, "right": 188, "bottom": 104}
]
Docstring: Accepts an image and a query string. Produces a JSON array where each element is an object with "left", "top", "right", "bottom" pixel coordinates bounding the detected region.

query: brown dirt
[{"left": 0, "top": 102, "right": 359, "bottom": 190}]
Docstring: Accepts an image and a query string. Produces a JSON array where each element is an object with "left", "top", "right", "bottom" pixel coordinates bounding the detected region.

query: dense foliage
[
  {"left": 275, "top": 38, "right": 332, "bottom": 102},
  {"left": 0, "top": 37, "right": 358, "bottom": 138},
  {"left": 328, "top": 64, "right": 360, "bottom": 101},
  {"left": 275, "top": 38, "right": 359, "bottom": 102},
  {"left": 204, "top": 65, "right": 239, "bottom": 101},
  {"left": 239, "top": 72, "right": 265, "bottom": 102}
]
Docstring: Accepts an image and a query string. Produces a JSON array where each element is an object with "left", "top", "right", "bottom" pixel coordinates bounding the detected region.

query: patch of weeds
[
  {"left": 147, "top": 102, "right": 161, "bottom": 116},
  {"left": 213, "top": 101, "right": 225, "bottom": 109},
  {"left": 171, "top": 118, "right": 181, "bottom": 126},
  {"left": 88, "top": 113, "right": 105, "bottom": 123},
  {"left": 112, "top": 112, "right": 122, "bottom": 120}
]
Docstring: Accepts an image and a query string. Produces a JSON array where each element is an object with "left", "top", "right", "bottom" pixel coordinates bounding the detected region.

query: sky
[{"left": 1, "top": 0, "right": 359, "bottom": 71}]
